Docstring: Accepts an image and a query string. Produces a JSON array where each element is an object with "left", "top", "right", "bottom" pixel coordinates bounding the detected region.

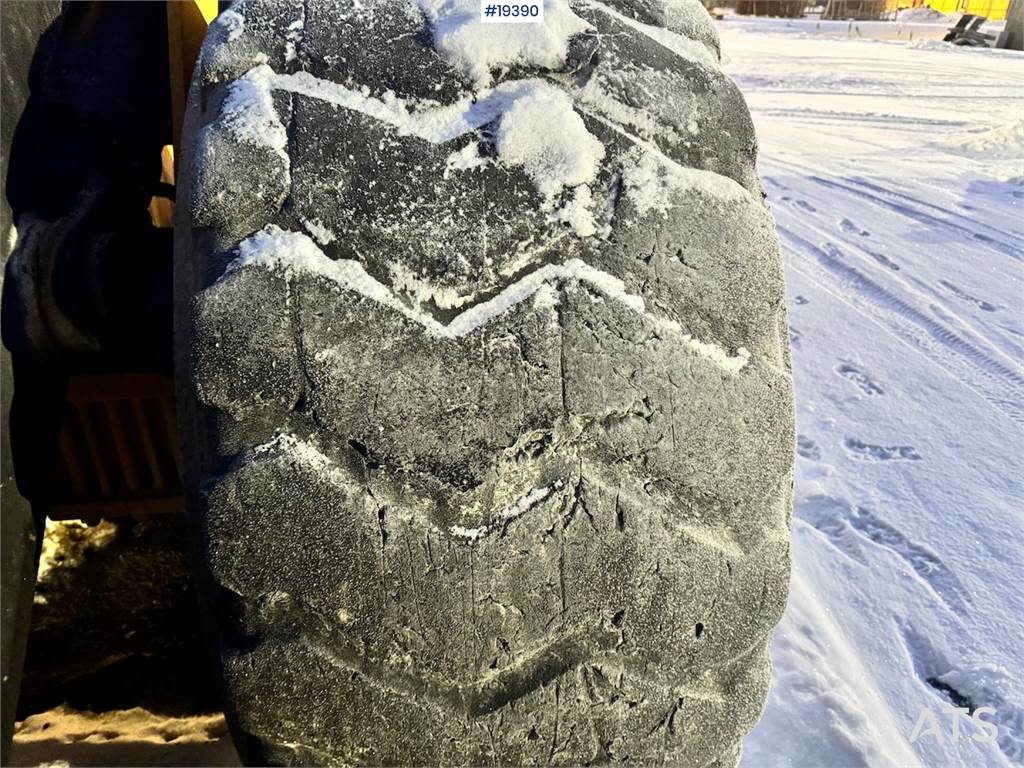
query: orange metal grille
[{"left": 49, "top": 374, "right": 183, "bottom": 522}]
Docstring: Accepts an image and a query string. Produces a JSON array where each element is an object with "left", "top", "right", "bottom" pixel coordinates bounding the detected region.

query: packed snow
[
  {"left": 719, "top": 15, "right": 1005, "bottom": 43},
  {"left": 550, "top": 184, "right": 601, "bottom": 236},
  {"left": 300, "top": 216, "right": 337, "bottom": 245},
  {"left": 719, "top": 18, "right": 1024, "bottom": 768},
  {"left": 221, "top": 65, "right": 288, "bottom": 162},
  {"left": 414, "top": 0, "right": 593, "bottom": 88},
  {"left": 217, "top": 8, "right": 245, "bottom": 42},
  {"left": 620, "top": 147, "right": 748, "bottom": 216},
  {"left": 492, "top": 85, "right": 605, "bottom": 199}
]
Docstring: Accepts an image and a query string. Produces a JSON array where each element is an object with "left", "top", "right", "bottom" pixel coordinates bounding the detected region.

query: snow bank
[
  {"left": 906, "top": 37, "right": 1019, "bottom": 51},
  {"left": 945, "top": 119, "right": 1024, "bottom": 181},
  {"left": 414, "top": 0, "right": 593, "bottom": 88},
  {"left": 896, "top": 5, "right": 948, "bottom": 22},
  {"left": 952, "top": 119, "right": 1024, "bottom": 160}
]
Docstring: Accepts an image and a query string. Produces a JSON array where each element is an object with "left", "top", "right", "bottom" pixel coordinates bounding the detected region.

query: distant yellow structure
[{"left": 889, "top": 0, "right": 1009, "bottom": 19}]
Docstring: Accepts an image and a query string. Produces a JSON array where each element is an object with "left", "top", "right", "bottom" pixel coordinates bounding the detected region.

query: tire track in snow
[
  {"left": 779, "top": 226, "right": 1024, "bottom": 426},
  {"left": 762, "top": 155, "right": 1024, "bottom": 256},
  {"left": 754, "top": 108, "right": 970, "bottom": 128},
  {"left": 797, "top": 211, "right": 1020, "bottom": 377},
  {"left": 849, "top": 177, "right": 1024, "bottom": 245},
  {"left": 805, "top": 174, "right": 1023, "bottom": 262}
]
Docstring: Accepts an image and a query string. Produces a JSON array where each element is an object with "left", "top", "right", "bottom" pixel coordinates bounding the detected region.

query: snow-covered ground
[
  {"left": 717, "top": 11, "right": 1005, "bottom": 41},
  {"left": 720, "top": 19, "right": 1024, "bottom": 768}
]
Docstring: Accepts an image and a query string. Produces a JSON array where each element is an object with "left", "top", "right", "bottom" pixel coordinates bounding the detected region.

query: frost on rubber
[{"left": 174, "top": 0, "right": 795, "bottom": 765}]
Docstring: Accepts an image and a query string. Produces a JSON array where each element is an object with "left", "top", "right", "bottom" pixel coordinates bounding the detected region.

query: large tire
[{"left": 174, "top": 0, "right": 794, "bottom": 765}]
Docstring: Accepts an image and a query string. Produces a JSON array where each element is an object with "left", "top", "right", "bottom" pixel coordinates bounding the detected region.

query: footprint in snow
[
  {"left": 789, "top": 326, "right": 803, "bottom": 349},
  {"left": 835, "top": 362, "right": 884, "bottom": 395},
  {"left": 792, "top": 295, "right": 810, "bottom": 306},
  {"left": 780, "top": 196, "right": 817, "bottom": 213},
  {"left": 797, "top": 435, "right": 821, "bottom": 461},
  {"left": 843, "top": 437, "right": 921, "bottom": 462},
  {"left": 862, "top": 246, "right": 900, "bottom": 271},
  {"left": 838, "top": 217, "right": 870, "bottom": 237},
  {"left": 801, "top": 496, "right": 970, "bottom": 615},
  {"left": 939, "top": 279, "right": 999, "bottom": 312}
]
